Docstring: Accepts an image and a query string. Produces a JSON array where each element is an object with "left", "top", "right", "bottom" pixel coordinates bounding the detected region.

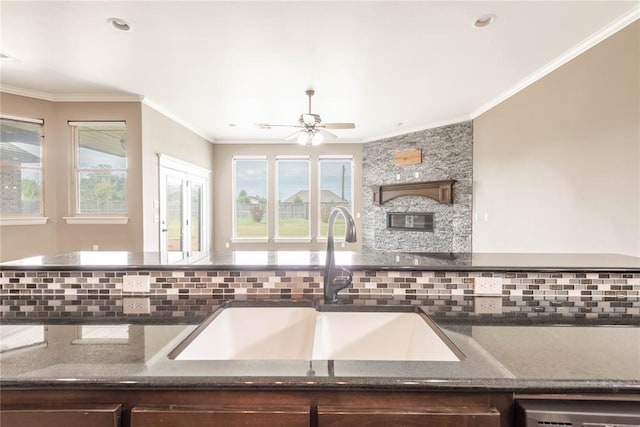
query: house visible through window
[
  {"left": 276, "top": 156, "right": 310, "bottom": 239},
  {"left": 0, "top": 116, "right": 44, "bottom": 217},
  {"left": 70, "top": 121, "right": 127, "bottom": 215}
]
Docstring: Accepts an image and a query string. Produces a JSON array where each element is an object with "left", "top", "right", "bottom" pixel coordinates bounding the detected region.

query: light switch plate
[
  {"left": 473, "top": 276, "right": 503, "bottom": 295},
  {"left": 123, "top": 297, "right": 151, "bottom": 314},
  {"left": 122, "top": 275, "right": 150, "bottom": 292}
]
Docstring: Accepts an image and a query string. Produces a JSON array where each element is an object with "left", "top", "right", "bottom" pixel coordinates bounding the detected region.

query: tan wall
[
  {"left": 141, "top": 104, "right": 214, "bottom": 251},
  {"left": 0, "top": 93, "right": 144, "bottom": 261},
  {"left": 212, "top": 143, "right": 363, "bottom": 252},
  {"left": 473, "top": 21, "right": 640, "bottom": 256}
]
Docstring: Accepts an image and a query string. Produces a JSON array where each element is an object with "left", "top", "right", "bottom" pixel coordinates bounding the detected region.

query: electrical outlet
[
  {"left": 123, "top": 297, "right": 151, "bottom": 314},
  {"left": 474, "top": 297, "right": 502, "bottom": 314},
  {"left": 122, "top": 275, "right": 150, "bottom": 292},
  {"left": 473, "top": 276, "right": 503, "bottom": 295}
]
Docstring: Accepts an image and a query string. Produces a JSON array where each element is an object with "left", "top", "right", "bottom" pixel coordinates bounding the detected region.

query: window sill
[
  {"left": 231, "top": 238, "right": 269, "bottom": 243},
  {"left": 0, "top": 217, "right": 49, "bottom": 226},
  {"left": 63, "top": 216, "right": 129, "bottom": 225},
  {"left": 273, "top": 238, "right": 313, "bottom": 243}
]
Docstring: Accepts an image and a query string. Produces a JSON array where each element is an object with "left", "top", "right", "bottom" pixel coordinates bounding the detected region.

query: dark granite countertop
[
  {"left": 1, "top": 297, "right": 638, "bottom": 393},
  {"left": 2, "top": 251, "right": 640, "bottom": 272}
]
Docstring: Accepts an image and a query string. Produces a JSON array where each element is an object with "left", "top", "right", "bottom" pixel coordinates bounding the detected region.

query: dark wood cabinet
[
  {"left": 130, "top": 404, "right": 310, "bottom": 427},
  {"left": 0, "top": 403, "right": 122, "bottom": 427},
  {"left": 1, "top": 389, "right": 512, "bottom": 427},
  {"left": 317, "top": 406, "right": 501, "bottom": 427}
]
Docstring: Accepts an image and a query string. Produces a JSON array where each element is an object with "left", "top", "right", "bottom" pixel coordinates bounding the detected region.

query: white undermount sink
[{"left": 171, "top": 307, "right": 463, "bottom": 362}]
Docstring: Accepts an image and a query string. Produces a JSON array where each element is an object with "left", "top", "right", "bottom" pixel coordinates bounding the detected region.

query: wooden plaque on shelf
[{"left": 393, "top": 149, "right": 422, "bottom": 166}]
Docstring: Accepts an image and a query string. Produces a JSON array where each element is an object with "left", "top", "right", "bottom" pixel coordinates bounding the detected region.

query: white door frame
[{"left": 158, "top": 154, "right": 211, "bottom": 253}]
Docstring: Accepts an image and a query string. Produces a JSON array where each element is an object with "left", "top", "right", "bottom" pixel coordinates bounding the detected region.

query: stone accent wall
[{"left": 362, "top": 121, "right": 472, "bottom": 252}]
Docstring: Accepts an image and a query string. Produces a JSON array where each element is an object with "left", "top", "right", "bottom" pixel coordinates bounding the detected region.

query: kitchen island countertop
[{"left": 2, "top": 251, "right": 640, "bottom": 272}]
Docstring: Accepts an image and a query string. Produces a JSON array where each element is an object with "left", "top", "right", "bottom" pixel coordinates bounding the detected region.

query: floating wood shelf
[{"left": 372, "top": 180, "right": 455, "bottom": 205}]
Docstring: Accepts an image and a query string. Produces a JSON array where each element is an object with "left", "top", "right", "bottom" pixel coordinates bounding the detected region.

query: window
[
  {"left": 0, "top": 115, "right": 44, "bottom": 218},
  {"left": 233, "top": 157, "right": 268, "bottom": 240},
  {"left": 70, "top": 121, "right": 127, "bottom": 216},
  {"left": 231, "top": 154, "right": 356, "bottom": 244},
  {"left": 319, "top": 156, "right": 353, "bottom": 238},
  {"left": 0, "top": 325, "right": 46, "bottom": 353},
  {"left": 276, "top": 157, "right": 310, "bottom": 239},
  {"left": 72, "top": 325, "right": 129, "bottom": 345}
]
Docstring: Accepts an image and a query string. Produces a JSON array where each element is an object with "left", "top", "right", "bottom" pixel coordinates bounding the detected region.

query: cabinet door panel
[
  {"left": 0, "top": 404, "right": 122, "bottom": 427},
  {"left": 131, "top": 404, "right": 310, "bottom": 427},
  {"left": 317, "top": 406, "right": 501, "bottom": 427}
]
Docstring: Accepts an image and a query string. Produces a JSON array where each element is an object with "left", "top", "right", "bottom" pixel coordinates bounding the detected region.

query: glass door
[
  {"left": 190, "top": 181, "right": 203, "bottom": 251},
  {"left": 159, "top": 157, "right": 210, "bottom": 253},
  {"left": 160, "top": 169, "right": 187, "bottom": 252}
]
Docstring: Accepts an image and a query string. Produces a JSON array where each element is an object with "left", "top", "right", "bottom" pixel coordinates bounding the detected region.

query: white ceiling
[{"left": 1, "top": 1, "right": 638, "bottom": 143}]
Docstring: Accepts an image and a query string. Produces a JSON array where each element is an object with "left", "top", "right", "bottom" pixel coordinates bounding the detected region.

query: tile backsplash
[
  {"left": 2, "top": 267, "right": 638, "bottom": 320},
  {"left": 1, "top": 269, "right": 639, "bottom": 298}
]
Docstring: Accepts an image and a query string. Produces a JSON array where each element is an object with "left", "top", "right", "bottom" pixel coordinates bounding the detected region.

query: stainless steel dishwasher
[{"left": 515, "top": 399, "right": 640, "bottom": 427}]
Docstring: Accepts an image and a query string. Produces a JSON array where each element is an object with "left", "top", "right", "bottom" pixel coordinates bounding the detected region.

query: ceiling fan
[{"left": 256, "top": 89, "right": 355, "bottom": 146}]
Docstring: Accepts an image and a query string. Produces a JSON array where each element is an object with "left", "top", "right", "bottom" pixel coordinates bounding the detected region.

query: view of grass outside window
[
  {"left": 234, "top": 158, "right": 268, "bottom": 238},
  {"left": 0, "top": 117, "right": 43, "bottom": 216},
  {"left": 319, "top": 157, "right": 353, "bottom": 238},
  {"left": 74, "top": 123, "right": 127, "bottom": 214},
  {"left": 276, "top": 158, "right": 310, "bottom": 238}
]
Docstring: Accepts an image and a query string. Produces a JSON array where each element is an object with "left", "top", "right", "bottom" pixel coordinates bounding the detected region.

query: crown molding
[
  {"left": 0, "top": 84, "right": 143, "bottom": 102},
  {"left": 470, "top": 8, "right": 640, "bottom": 119},
  {"left": 363, "top": 115, "right": 472, "bottom": 143},
  {"left": 213, "top": 138, "right": 364, "bottom": 145}
]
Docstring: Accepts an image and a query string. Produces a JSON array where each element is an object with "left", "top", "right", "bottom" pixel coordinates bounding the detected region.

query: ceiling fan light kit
[{"left": 259, "top": 89, "right": 355, "bottom": 147}]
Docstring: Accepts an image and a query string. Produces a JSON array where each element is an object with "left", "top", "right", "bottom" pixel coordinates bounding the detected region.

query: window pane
[
  {"left": 0, "top": 118, "right": 43, "bottom": 216},
  {"left": 191, "top": 183, "right": 202, "bottom": 251},
  {"left": 78, "top": 171, "right": 127, "bottom": 214},
  {"left": 166, "top": 175, "right": 183, "bottom": 251},
  {"left": 0, "top": 168, "right": 42, "bottom": 215},
  {"left": 0, "top": 325, "right": 45, "bottom": 353},
  {"left": 319, "top": 158, "right": 353, "bottom": 238},
  {"left": 78, "top": 125, "right": 126, "bottom": 169},
  {"left": 277, "top": 158, "right": 309, "bottom": 238},
  {"left": 80, "top": 325, "right": 129, "bottom": 340},
  {"left": 234, "top": 159, "right": 267, "bottom": 238},
  {"left": 0, "top": 119, "right": 42, "bottom": 167}
]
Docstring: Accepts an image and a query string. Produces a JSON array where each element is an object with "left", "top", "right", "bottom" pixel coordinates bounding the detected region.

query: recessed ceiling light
[
  {"left": 108, "top": 17, "right": 131, "bottom": 32},
  {"left": 473, "top": 14, "right": 496, "bottom": 29}
]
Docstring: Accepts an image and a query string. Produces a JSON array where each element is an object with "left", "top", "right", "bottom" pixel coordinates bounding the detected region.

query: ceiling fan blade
[
  {"left": 321, "top": 122, "right": 355, "bottom": 130},
  {"left": 317, "top": 128, "right": 337, "bottom": 140},
  {"left": 285, "top": 129, "right": 304, "bottom": 141},
  {"left": 255, "top": 123, "right": 301, "bottom": 129}
]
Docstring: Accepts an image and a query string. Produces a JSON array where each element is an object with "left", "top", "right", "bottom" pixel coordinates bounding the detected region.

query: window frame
[
  {"left": 232, "top": 155, "right": 269, "bottom": 242},
  {"left": 65, "top": 121, "right": 128, "bottom": 224},
  {"left": 0, "top": 114, "right": 47, "bottom": 225},
  {"left": 274, "top": 155, "right": 311, "bottom": 242}
]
